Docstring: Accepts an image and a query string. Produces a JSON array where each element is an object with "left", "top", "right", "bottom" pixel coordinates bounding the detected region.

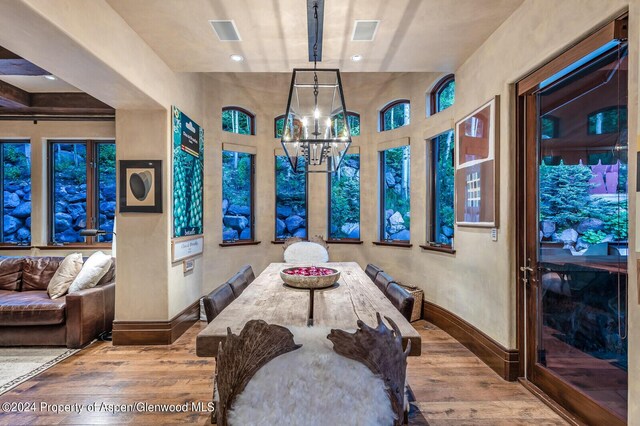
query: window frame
[
  {"left": 379, "top": 99, "right": 411, "bottom": 132},
  {"left": 342, "top": 111, "right": 361, "bottom": 137},
  {"left": 222, "top": 106, "right": 256, "bottom": 136},
  {"left": 274, "top": 114, "right": 285, "bottom": 138},
  {"left": 0, "top": 139, "right": 31, "bottom": 247},
  {"left": 426, "top": 131, "right": 456, "bottom": 252},
  {"left": 273, "top": 155, "right": 309, "bottom": 242},
  {"left": 429, "top": 74, "right": 455, "bottom": 115},
  {"left": 377, "top": 146, "right": 412, "bottom": 246},
  {"left": 327, "top": 152, "right": 361, "bottom": 243},
  {"left": 47, "top": 139, "right": 115, "bottom": 247},
  {"left": 221, "top": 150, "right": 256, "bottom": 245}
]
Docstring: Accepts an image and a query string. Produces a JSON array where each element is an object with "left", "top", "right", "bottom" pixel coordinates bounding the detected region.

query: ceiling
[
  {"left": 0, "top": 75, "right": 81, "bottom": 93},
  {"left": 107, "top": 0, "right": 524, "bottom": 73}
]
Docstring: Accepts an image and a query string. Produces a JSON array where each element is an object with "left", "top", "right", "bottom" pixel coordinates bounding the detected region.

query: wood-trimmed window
[
  {"left": 222, "top": 150, "right": 256, "bottom": 243},
  {"left": 380, "top": 100, "right": 410, "bottom": 132},
  {"left": 428, "top": 130, "right": 455, "bottom": 248},
  {"left": 274, "top": 155, "right": 308, "bottom": 241},
  {"left": 430, "top": 74, "right": 455, "bottom": 115},
  {"left": 0, "top": 140, "right": 31, "bottom": 246},
  {"left": 274, "top": 114, "right": 285, "bottom": 138},
  {"left": 379, "top": 145, "right": 411, "bottom": 243},
  {"left": 222, "top": 106, "right": 255, "bottom": 135},
  {"left": 328, "top": 153, "right": 360, "bottom": 242},
  {"left": 48, "top": 140, "right": 116, "bottom": 246}
]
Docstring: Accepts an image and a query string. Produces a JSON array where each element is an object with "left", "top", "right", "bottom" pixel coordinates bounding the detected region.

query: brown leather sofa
[{"left": 0, "top": 256, "right": 115, "bottom": 348}]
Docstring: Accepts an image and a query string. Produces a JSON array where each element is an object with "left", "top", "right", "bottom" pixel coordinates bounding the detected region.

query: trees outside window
[
  {"left": 588, "top": 106, "right": 627, "bottom": 135},
  {"left": 430, "top": 75, "right": 455, "bottom": 115},
  {"left": 430, "top": 131, "right": 455, "bottom": 246},
  {"left": 222, "top": 151, "right": 254, "bottom": 242},
  {"left": 328, "top": 153, "right": 360, "bottom": 240},
  {"left": 274, "top": 115, "right": 285, "bottom": 138},
  {"left": 380, "top": 145, "right": 410, "bottom": 241},
  {"left": 380, "top": 100, "right": 410, "bottom": 131},
  {"left": 1, "top": 141, "right": 31, "bottom": 244},
  {"left": 275, "top": 156, "right": 307, "bottom": 240},
  {"left": 222, "top": 107, "right": 255, "bottom": 135},
  {"left": 49, "top": 140, "right": 116, "bottom": 245}
]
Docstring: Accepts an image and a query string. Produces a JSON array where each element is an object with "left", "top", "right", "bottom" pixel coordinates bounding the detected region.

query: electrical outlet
[{"left": 491, "top": 228, "right": 498, "bottom": 241}]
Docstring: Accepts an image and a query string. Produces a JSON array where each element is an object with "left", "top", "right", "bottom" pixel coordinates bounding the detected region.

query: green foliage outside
[
  {"left": 383, "top": 146, "right": 410, "bottom": 238},
  {"left": 54, "top": 143, "right": 87, "bottom": 186},
  {"left": 330, "top": 154, "right": 360, "bottom": 239},
  {"left": 97, "top": 143, "right": 116, "bottom": 186},
  {"left": 383, "top": 102, "right": 410, "bottom": 131},
  {"left": 222, "top": 151, "right": 252, "bottom": 207},
  {"left": 433, "top": 131, "right": 454, "bottom": 243},
  {"left": 275, "top": 117, "right": 285, "bottom": 138},
  {"left": 3, "top": 144, "right": 30, "bottom": 181},
  {"left": 539, "top": 161, "right": 627, "bottom": 241},
  {"left": 581, "top": 229, "right": 607, "bottom": 244},
  {"left": 275, "top": 156, "right": 306, "bottom": 238},
  {"left": 437, "top": 81, "right": 455, "bottom": 112},
  {"left": 541, "top": 116, "right": 558, "bottom": 139},
  {"left": 222, "top": 109, "right": 252, "bottom": 135},
  {"left": 276, "top": 113, "right": 360, "bottom": 138}
]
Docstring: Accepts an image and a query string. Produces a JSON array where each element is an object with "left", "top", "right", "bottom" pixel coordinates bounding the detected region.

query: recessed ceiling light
[
  {"left": 44, "top": 75, "right": 57, "bottom": 80},
  {"left": 230, "top": 54, "right": 244, "bottom": 62},
  {"left": 351, "top": 54, "right": 363, "bottom": 62}
]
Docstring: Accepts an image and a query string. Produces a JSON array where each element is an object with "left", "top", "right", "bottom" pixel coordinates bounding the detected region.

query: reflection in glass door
[{"left": 534, "top": 43, "right": 628, "bottom": 420}]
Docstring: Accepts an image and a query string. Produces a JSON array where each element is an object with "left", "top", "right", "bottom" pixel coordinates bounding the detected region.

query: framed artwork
[
  {"left": 455, "top": 96, "right": 499, "bottom": 227},
  {"left": 119, "top": 160, "right": 162, "bottom": 213},
  {"left": 172, "top": 106, "right": 204, "bottom": 238}
]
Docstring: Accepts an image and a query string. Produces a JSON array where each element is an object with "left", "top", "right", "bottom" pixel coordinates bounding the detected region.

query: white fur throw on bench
[{"left": 227, "top": 325, "right": 395, "bottom": 425}]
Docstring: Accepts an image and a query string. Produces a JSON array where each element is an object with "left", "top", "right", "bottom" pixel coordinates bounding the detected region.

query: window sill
[
  {"left": 0, "top": 245, "right": 33, "bottom": 250},
  {"left": 420, "top": 244, "right": 456, "bottom": 255},
  {"left": 327, "top": 240, "right": 364, "bottom": 245},
  {"left": 271, "top": 240, "right": 285, "bottom": 244},
  {"left": 372, "top": 241, "right": 413, "bottom": 248},
  {"left": 219, "top": 240, "right": 261, "bottom": 247},
  {"left": 35, "top": 244, "right": 113, "bottom": 250}
]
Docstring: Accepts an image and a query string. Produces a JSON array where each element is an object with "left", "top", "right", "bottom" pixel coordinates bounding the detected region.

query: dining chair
[
  {"left": 203, "top": 283, "right": 235, "bottom": 323},
  {"left": 228, "top": 271, "right": 249, "bottom": 298},
  {"left": 238, "top": 264, "right": 255, "bottom": 285},
  {"left": 283, "top": 241, "right": 329, "bottom": 263},
  {"left": 374, "top": 271, "right": 395, "bottom": 294},
  {"left": 385, "top": 283, "right": 415, "bottom": 322},
  {"left": 365, "top": 263, "right": 383, "bottom": 282}
]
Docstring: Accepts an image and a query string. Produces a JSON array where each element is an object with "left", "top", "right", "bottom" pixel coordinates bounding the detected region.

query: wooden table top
[{"left": 196, "top": 262, "right": 421, "bottom": 357}]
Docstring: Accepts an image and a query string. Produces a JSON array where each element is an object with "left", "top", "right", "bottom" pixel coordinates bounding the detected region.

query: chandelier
[{"left": 281, "top": 1, "right": 351, "bottom": 173}]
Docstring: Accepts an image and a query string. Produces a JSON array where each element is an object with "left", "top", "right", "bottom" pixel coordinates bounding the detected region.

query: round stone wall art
[{"left": 119, "top": 160, "right": 163, "bottom": 213}]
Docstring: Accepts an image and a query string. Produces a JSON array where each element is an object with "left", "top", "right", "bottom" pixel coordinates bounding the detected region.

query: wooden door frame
[{"left": 515, "top": 14, "right": 628, "bottom": 426}]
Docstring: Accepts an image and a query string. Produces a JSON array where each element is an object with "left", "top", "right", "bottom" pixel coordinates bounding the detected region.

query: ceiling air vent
[
  {"left": 209, "top": 20, "right": 242, "bottom": 41},
  {"left": 352, "top": 20, "right": 380, "bottom": 41}
]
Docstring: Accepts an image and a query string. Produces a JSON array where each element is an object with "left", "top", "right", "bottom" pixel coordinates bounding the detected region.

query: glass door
[{"left": 522, "top": 37, "right": 628, "bottom": 425}]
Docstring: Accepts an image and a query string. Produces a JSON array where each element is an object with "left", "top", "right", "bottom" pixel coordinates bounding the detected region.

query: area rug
[{"left": 0, "top": 347, "right": 80, "bottom": 395}]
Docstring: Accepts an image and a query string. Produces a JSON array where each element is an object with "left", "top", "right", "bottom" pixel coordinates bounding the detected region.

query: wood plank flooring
[{"left": 0, "top": 320, "right": 567, "bottom": 425}]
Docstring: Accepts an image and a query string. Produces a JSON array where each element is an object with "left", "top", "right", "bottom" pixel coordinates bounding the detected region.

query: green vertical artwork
[{"left": 172, "top": 106, "right": 204, "bottom": 237}]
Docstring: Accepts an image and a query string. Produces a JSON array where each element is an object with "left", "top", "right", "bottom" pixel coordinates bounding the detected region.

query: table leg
[{"left": 307, "top": 289, "right": 315, "bottom": 326}]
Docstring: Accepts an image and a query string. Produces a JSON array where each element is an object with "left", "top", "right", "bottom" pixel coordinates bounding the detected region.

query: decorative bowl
[{"left": 280, "top": 266, "right": 340, "bottom": 289}]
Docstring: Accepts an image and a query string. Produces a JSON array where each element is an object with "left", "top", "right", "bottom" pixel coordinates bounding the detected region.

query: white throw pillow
[
  {"left": 68, "top": 251, "right": 112, "bottom": 294},
  {"left": 47, "top": 253, "right": 84, "bottom": 299}
]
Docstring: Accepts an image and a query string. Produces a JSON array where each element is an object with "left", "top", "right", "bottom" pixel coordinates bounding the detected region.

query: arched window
[
  {"left": 587, "top": 106, "right": 627, "bottom": 135},
  {"left": 430, "top": 74, "right": 455, "bottom": 115},
  {"left": 274, "top": 115, "right": 285, "bottom": 138},
  {"left": 380, "top": 100, "right": 410, "bottom": 132},
  {"left": 277, "top": 112, "right": 360, "bottom": 138},
  {"left": 222, "top": 107, "right": 255, "bottom": 135}
]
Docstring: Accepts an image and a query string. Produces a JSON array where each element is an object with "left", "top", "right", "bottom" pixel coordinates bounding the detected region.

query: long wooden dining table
[{"left": 196, "top": 262, "right": 421, "bottom": 357}]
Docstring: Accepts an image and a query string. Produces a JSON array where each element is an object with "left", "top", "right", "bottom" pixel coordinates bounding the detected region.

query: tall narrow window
[
  {"left": 222, "top": 107, "right": 255, "bottom": 135},
  {"left": 380, "top": 145, "right": 410, "bottom": 241},
  {"left": 328, "top": 153, "right": 360, "bottom": 240},
  {"left": 430, "top": 75, "right": 455, "bottom": 114},
  {"left": 49, "top": 140, "right": 116, "bottom": 245},
  {"left": 275, "top": 155, "right": 307, "bottom": 240},
  {"left": 274, "top": 115, "right": 285, "bottom": 138},
  {"left": 222, "top": 150, "right": 255, "bottom": 242},
  {"left": 430, "top": 131, "right": 455, "bottom": 246},
  {"left": 332, "top": 112, "right": 361, "bottom": 137},
  {"left": 1, "top": 140, "right": 31, "bottom": 245},
  {"left": 380, "top": 100, "right": 410, "bottom": 131}
]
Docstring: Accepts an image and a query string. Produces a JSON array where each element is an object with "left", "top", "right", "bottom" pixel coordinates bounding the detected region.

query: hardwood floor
[{"left": 0, "top": 320, "right": 566, "bottom": 425}]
